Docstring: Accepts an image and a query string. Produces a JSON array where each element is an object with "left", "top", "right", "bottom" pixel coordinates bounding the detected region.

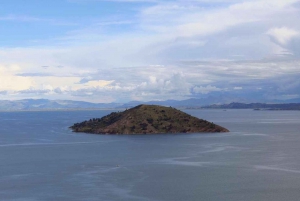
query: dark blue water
[{"left": 1, "top": 109, "right": 300, "bottom": 201}]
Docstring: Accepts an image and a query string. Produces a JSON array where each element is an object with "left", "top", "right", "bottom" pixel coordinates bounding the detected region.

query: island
[{"left": 70, "top": 104, "right": 229, "bottom": 134}]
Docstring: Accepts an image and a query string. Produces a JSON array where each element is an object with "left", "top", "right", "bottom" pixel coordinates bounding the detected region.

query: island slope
[{"left": 70, "top": 104, "right": 229, "bottom": 134}]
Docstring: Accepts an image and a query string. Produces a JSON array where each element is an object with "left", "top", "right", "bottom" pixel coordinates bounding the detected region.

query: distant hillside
[
  {"left": 0, "top": 97, "right": 239, "bottom": 111},
  {"left": 70, "top": 104, "right": 229, "bottom": 134},
  {"left": 0, "top": 99, "right": 121, "bottom": 111},
  {"left": 203, "top": 102, "right": 300, "bottom": 110},
  {"left": 117, "top": 96, "right": 246, "bottom": 109},
  {"left": 1, "top": 99, "right": 300, "bottom": 111}
]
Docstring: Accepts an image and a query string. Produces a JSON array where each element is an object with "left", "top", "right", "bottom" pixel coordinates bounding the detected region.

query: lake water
[{"left": 1, "top": 109, "right": 300, "bottom": 201}]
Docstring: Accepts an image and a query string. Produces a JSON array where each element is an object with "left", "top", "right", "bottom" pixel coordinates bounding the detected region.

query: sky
[{"left": 1, "top": 0, "right": 300, "bottom": 103}]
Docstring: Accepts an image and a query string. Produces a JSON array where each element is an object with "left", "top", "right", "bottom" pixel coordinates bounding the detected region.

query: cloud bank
[{"left": 0, "top": 0, "right": 300, "bottom": 103}]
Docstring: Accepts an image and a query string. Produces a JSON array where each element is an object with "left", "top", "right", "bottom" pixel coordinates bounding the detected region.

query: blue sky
[
  {"left": 0, "top": 0, "right": 144, "bottom": 46},
  {"left": 1, "top": 0, "right": 300, "bottom": 103}
]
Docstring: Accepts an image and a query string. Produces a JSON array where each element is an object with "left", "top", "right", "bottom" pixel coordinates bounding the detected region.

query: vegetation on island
[{"left": 70, "top": 104, "right": 229, "bottom": 134}]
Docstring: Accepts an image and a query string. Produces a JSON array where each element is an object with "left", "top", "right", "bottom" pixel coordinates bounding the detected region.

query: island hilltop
[{"left": 70, "top": 104, "right": 229, "bottom": 134}]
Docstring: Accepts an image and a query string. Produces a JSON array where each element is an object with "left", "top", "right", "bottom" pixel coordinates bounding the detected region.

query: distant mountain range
[
  {"left": 0, "top": 98, "right": 299, "bottom": 111},
  {"left": 0, "top": 97, "right": 236, "bottom": 111},
  {"left": 202, "top": 102, "right": 300, "bottom": 110},
  {"left": 0, "top": 99, "right": 122, "bottom": 111}
]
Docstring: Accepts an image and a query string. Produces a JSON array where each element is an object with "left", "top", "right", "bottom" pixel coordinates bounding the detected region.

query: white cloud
[
  {"left": 80, "top": 80, "right": 114, "bottom": 88},
  {"left": 193, "top": 85, "right": 222, "bottom": 94},
  {"left": 267, "top": 27, "right": 299, "bottom": 46},
  {"left": 0, "top": 65, "right": 34, "bottom": 91},
  {"left": 133, "top": 73, "right": 191, "bottom": 100}
]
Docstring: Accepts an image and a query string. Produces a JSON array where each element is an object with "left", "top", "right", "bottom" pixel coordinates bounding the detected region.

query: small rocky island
[{"left": 70, "top": 104, "right": 229, "bottom": 134}]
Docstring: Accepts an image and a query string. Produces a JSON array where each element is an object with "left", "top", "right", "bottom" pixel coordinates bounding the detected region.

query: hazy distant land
[
  {"left": 201, "top": 102, "right": 300, "bottom": 110},
  {"left": 0, "top": 99, "right": 299, "bottom": 111}
]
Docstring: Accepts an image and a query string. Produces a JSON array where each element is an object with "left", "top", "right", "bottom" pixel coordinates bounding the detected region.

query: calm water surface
[{"left": 0, "top": 109, "right": 300, "bottom": 201}]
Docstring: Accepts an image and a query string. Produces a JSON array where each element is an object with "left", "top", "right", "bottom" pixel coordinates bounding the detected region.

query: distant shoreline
[
  {"left": 1, "top": 107, "right": 300, "bottom": 112},
  {"left": 201, "top": 102, "right": 300, "bottom": 110},
  {"left": 0, "top": 108, "right": 124, "bottom": 112},
  {"left": 1, "top": 99, "right": 300, "bottom": 111}
]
